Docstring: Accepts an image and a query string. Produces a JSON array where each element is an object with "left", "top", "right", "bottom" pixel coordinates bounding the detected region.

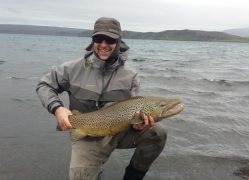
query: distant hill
[
  {"left": 0, "top": 24, "right": 88, "bottom": 36},
  {"left": 1, "top": 24, "right": 249, "bottom": 43},
  {"left": 79, "top": 29, "right": 249, "bottom": 43},
  {"left": 223, "top": 28, "right": 249, "bottom": 38}
]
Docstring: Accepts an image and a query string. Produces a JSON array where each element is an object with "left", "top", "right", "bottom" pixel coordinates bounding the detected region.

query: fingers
[
  {"left": 65, "top": 119, "right": 73, "bottom": 129},
  {"left": 133, "top": 124, "right": 139, "bottom": 130},
  {"left": 133, "top": 124, "right": 145, "bottom": 130},
  {"left": 132, "top": 111, "right": 155, "bottom": 131},
  {"left": 59, "top": 118, "right": 73, "bottom": 131},
  {"left": 133, "top": 123, "right": 148, "bottom": 131},
  {"left": 59, "top": 123, "right": 68, "bottom": 131},
  {"left": 142, "top": 114, "right": 155, "bottom": 127},
  {"left": 55, "top": 107, "right": 73, "bottom": 131},
  {"left": 148, "top": 116, "right": 155, "bottom": 127},
  {"left": 143, "top": 114, "right": 149, "bottom": 125},
  {"left": 132, "top": 117, "right": 155, "bottom": 131}
]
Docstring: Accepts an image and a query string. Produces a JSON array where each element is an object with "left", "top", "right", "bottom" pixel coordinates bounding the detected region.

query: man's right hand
[{"left": 55, "top": 107, "right": 73, "bottom": 131}]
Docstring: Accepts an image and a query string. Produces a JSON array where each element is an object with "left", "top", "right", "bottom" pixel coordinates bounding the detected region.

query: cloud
[{"left": 0, "top": 0, "right": 249, "bottom": 32}]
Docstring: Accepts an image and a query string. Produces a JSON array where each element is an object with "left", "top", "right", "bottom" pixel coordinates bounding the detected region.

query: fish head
[{"left": 142, "top": 96, "right": 184, "bottom": 122}]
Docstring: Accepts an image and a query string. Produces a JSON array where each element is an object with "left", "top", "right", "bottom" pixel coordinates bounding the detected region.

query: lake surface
[{"left": 0, "top": 33, "right": 249, "bottom": 180}]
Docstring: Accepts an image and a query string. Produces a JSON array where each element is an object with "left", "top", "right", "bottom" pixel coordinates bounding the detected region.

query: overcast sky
[{"left": 0, "top": 0, "right": 248, "bottom": 32}]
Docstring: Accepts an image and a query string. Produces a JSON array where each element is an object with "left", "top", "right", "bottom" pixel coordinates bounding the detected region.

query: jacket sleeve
[
  {"left": 130, "top": 73, "right": 140, "bottom": 97},
  {"left": 36, "top": 64, "right": 69, "bottom": 114}
]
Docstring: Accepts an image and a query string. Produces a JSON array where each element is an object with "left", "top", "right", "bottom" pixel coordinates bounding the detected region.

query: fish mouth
[{"left": 160, "top": 98, "right": 184, "bottom": 118}]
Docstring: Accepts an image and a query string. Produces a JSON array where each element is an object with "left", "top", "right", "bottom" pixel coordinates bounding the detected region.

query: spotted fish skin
[{"left": 68, "top": 96, "right": 184, "bottom": 144}]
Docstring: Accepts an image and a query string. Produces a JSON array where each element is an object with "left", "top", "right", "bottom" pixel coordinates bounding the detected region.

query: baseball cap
[{"left": 92, "top": 17, "right": 121, "bottom": 39}]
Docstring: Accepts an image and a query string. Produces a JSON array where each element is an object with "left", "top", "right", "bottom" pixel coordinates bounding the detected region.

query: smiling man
[
  {"left": 36, "top": 17, "right": 167, "bottom": 180},
  {"left": 91, "top": 17, "right": 121, "bottom": 63},
  {"left": 92, "top": 34, "right": 117, "bottom": 60}
]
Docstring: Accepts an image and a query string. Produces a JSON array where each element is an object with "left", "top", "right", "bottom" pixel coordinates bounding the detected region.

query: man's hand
[
  {"left": 133, "top": 111, "right": 155, "bottom": 131},
  {"left": 55, "top": 107, "right": 73, "bottom": 131}
]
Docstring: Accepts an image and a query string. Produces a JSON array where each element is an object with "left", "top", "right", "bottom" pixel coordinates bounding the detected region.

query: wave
[
  {"left": 231, "top": 80, "right": 249, "bottom": 85},
  {"left": 202, "top": 78, "right": 231, "bottom": 86},
  {"left": 23, "top": 48, "right": 32, "bottom": 51},
  {"left": 150, "top": 66, "right": 180, "bottom": 73},
  {"left": 202, "top": 78, "right": 249, "bottom": 86},
  {"left": 6, "top": 77, "right": 27, "bottom": 80},
  {"left": 0, "top": 60, "right": 5, "bottom": 65},
  {"left": 132, "top": 58, "right": 147, "bottom": 62},
  {"left": 11, "top": 98, "right": 24, "bottom": 102},
  {"left": 2, "top": 77, "right": 40, "bottom": 81},
  {"left": 184, "top": 90, "right": 218, "bottom": 96}
]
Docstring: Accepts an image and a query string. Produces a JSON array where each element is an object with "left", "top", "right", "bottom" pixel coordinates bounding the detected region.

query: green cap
[{"left": 92, "top": 17, "right": 121, "bottom": 39}]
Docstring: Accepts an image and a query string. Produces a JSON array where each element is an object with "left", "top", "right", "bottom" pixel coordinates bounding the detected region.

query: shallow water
[{"left": 0, "top": 34, "right": 249, "bottom": 180}]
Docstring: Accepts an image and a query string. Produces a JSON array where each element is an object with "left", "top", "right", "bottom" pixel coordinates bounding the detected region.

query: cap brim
[{"left": 92, "top": 31, "right": 119, "bottom": 39}]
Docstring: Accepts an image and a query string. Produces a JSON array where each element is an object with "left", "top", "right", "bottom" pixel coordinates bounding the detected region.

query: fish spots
[{"left": 68, "top": 96, "right": 183, "bottom": 140}]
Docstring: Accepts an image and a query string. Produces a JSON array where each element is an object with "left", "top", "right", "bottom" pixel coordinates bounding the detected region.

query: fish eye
[{"left": 160, "top": 102, "right": 166, "bottom": 107}]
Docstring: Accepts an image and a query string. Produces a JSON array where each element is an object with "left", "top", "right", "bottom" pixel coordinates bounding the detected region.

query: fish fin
[
  {"left": 101, "top": 102, "right": 117, "bottom": 109},
  {"left": 69, "top": 129, "right": 86, "bottom": 141},
  {"left": 71, "top": 110, "right": 81, "bottom": 115},
  {"left": 56, "top": 123, "right": 62, "bottom": 131},
  {"left": 130, "top": 113, "right": 144, "bottom": 124},
  {"left": 101, "top": 135, "right": 113, "bottom": 146}
]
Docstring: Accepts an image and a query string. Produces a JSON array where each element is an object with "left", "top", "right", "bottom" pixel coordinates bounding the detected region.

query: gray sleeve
[
  {"left": 131, "top": 73, "right": 140, "bottom": 97},
  {"left": 36, "top": 64, "right": 69, "bottom": 114}
]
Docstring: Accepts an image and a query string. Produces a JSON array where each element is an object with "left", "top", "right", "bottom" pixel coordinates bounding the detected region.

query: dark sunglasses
[{"left": 92, "top": 35, "right": 117, "bottom": 44}]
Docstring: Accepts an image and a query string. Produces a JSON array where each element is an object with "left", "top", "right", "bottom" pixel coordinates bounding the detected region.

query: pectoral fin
[
  {"left": 69, "top": 129, "right": 86, "bottom": 141},
  {"left": 101, "top": 102, "right": 116, "bottom": 109},
  {"left": 131, "top": 113, "right": 144, "bottom": 124},
  {"left": 101, "top": 135, "right": 113, "bottom": 146}
]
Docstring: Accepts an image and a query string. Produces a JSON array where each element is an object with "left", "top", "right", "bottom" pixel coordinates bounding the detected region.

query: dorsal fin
[
  {"left": 71, "top": 110, "right": 81, "bottom": 115},
  {"left": 101, "top": 135, "right": 113, "bottom": 146},
  {"left": 101, "top": 102, "right": 117, "bottom": 109},
  {"left": 69, "top": 129, "right": 86, "bottom": 141}
]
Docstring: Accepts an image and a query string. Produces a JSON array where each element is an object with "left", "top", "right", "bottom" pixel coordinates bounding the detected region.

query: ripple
[{"left": 132, "top": 58, "right": 147, "bottom": 62}]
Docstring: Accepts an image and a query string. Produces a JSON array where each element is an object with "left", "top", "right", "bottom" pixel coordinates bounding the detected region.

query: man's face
[{"left": 93, "top": 35, "right": 117, "bottom": 60}]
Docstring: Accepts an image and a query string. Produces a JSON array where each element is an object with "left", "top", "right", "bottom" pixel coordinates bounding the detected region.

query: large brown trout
[{"left": 68, "top": 96, "right": 184, "bottom": 146}]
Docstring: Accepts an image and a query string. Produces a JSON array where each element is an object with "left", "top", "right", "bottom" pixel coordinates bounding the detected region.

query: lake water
[{"left": 0, "top": 33, "right": 249, "bottom": 180}]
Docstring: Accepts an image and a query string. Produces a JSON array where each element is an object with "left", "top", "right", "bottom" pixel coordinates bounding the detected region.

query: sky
[{"left": 0, "top": 0, "right": 249, "bottom": 32}]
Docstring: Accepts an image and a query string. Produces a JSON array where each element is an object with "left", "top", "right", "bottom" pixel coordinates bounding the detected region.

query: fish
[{"left": 68, "top": 96, "right": 184, "bottom": 146}]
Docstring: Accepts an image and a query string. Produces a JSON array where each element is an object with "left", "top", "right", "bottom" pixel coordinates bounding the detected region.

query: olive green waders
[{"left": 69, "top": 123, "right": 167, "bottom": 180}]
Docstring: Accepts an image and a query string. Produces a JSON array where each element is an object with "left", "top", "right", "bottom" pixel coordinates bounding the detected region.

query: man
[{"left": 36, "top": 17, "right": 167, "bottom": 180}]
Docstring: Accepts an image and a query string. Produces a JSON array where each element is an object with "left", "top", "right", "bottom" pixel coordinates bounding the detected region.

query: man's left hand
[{"left": 133, "top": 111, "right": 155, "bottom": 131}]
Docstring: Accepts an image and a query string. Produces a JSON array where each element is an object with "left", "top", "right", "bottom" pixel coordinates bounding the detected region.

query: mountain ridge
[
  {"left": 1, "top": 24, "right": 249, "bottom": 43},
  {"left": 79, "top": 29, "right": 249, "bottom": 43},
  {"left": 223, "top": 28, "right": 249, "bottom": 38},
  {"left": 0, "top": 24, "right": 87, "bottom": 36}
]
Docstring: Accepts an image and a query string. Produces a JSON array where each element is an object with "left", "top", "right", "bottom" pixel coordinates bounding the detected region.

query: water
[{"left": 0, "top": 33, "right": 249, "bottom": 180}]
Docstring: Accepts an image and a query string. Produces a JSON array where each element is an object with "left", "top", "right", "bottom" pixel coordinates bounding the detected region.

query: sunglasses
[{"left": 93, "top": 35, "right": 117, "bottom": 44}]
